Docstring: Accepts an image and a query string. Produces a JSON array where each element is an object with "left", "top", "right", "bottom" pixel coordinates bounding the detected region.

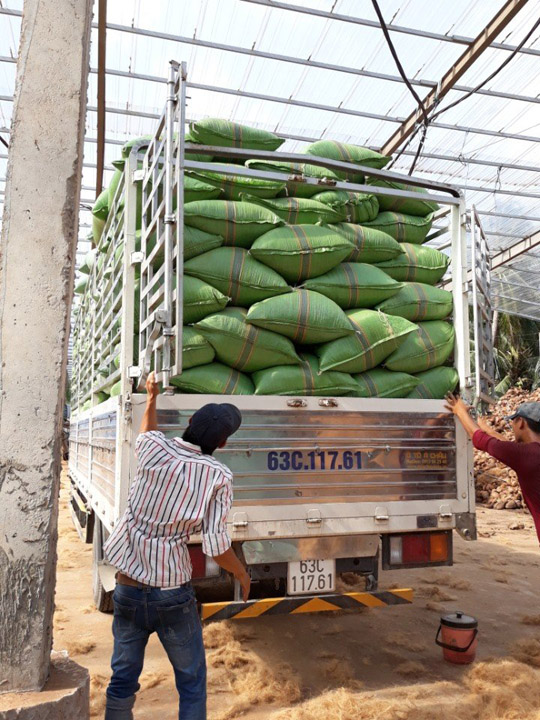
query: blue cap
[
  {"left": 189, "top": 403, "right": 242, "bottom": 449},
  {"left": 505, "top": 402, "right": 540, "bottom": 424}
]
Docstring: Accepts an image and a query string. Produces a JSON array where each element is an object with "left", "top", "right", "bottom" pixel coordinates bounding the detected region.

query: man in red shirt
[{"left": 445, "top": 394, "right": 540, "bottom": 542}]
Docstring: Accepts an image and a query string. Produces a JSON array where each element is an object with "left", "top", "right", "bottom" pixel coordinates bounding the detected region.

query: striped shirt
[{"left": 104, "top": 431, "right": 233, "bottom": 588}]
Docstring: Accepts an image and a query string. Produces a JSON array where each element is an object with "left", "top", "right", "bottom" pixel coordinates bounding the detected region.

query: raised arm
[
  {"left": 140, "top": 371, "right": 159, "bottom": 434},
  {"left": 202, "top": 474, "right": 251, "bottom": 602}
]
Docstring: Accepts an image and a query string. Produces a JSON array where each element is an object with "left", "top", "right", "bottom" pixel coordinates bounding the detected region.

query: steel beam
[
  {"left": 238, "top": 0, "right": 540, "bottom": 58},
  {"left": 490, "top": 230, "right": 540, "bottom": 271},
  {"left": 95, "top": 0, "right": 107, "bottom": 196},
  {"left": 381, "top": 0, "right": 530, "bottom": 155},
  {"left": 90, "top": 28, "right": 540, "bottom": 107}
]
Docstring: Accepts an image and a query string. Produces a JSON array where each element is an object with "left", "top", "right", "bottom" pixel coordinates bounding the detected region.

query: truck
[{"left": 69, "top": 61, "right": 481, "bottom": 621}]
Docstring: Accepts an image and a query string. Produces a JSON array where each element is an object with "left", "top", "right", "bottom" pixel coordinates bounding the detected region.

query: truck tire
[{"left": 92, "top": 517, "right": 114, "bottom": 613}]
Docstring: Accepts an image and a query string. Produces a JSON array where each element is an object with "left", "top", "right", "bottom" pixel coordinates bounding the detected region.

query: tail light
[
  {"left": 188, "top": 544, "right": 221, "bottom": 579},
  {"left": 383, "top": 531, "right": 452, "bottom": 570}
]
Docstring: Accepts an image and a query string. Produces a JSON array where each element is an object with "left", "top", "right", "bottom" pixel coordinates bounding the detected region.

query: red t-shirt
[{"left": 473, "top": 430, "right": 540, "bottom": 543}]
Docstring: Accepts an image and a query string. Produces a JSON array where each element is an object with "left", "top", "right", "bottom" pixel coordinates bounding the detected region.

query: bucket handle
[{"left": 435, "top": 625, "right": 478, "bottom": 653}]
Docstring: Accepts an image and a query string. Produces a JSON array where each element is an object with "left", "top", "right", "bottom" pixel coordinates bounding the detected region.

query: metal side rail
[{"left": 201, "top": 588, "right": 413, "bottom": 622}]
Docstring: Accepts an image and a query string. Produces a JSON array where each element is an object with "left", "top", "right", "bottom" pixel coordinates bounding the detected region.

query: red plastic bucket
[{"left": 436, "top": 611, "right": 478, "bottom": 664}]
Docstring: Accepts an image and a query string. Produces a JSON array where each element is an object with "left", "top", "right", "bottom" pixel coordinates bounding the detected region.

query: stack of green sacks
[
  {"left": 83, "top": 119, "right": 458, "bottom": 402},
  {"left": 167, "top": 119, "right": 458, "bottom": 399}
]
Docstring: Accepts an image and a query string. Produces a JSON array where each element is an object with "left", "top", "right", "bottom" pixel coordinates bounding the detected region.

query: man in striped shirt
[{"left": 104, "top": 372, "right": 250, "bottom": 720}]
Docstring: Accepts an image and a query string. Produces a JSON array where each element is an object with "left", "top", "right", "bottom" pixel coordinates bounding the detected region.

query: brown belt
[{"left": 116, "top": 572, "right": 154, "bottom": 589}]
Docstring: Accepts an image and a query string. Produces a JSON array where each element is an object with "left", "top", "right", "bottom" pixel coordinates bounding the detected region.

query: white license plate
[{"left": 287, "top": 559, "right": 336, "bottom": 596}]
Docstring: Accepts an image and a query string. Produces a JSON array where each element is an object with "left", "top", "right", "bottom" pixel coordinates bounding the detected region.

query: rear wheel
[{"left": 92, "top": 517, "right": 114, "bottom": 613}]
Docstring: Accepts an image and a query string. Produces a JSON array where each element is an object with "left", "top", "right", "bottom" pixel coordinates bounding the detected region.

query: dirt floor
[{"left": 54, "top": 469, "right": 540, "bottom": 720}]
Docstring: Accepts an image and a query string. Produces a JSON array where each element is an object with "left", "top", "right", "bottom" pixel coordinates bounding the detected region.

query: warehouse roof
[{"left": 0, "top": 0, "right": 539, "bottom": 319}]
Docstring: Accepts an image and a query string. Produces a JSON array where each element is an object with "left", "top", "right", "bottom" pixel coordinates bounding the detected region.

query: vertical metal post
[
  {"left": 451, "top": 197, "right": 472, "bottom": 402},
  {"left": 95, "top": 0, "right": 107, "bottom": 196},
  {"left": 471, "top": 213, "right": 481, "bottom": 403},
  {"left": 174, "top": 62, "right": 187, "bottom": 377},
  {"left": 116, "top": 152, "right": 137, "bottom": 518},
  {"left": 162, "top": 61, "right": 179, "bottom": 389}
]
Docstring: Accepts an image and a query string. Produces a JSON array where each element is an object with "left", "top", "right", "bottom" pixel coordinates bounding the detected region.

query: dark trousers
[{"left": 105, "top": 583, "right": 206, "bottom": 720}]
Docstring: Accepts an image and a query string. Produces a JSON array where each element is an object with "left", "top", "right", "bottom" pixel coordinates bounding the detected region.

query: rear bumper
[{"left": 201, "top": 587, "right": 413, "bottom": 622}]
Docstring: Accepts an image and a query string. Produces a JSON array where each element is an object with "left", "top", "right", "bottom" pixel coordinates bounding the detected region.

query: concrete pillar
[{"left": 0, "top": 0, "right": 93, "bottom": 694}]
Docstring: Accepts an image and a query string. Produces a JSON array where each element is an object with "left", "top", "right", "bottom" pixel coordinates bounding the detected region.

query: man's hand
[
  {"left": 140, "top": 371, "right": 160, "bottom": 433},
  {"left": 444, "top": 392, "right": 469, "bottom": 417},
  {"left": 444, "top": 392, "right": 480, "bottom": 440},
  {"left": 146, "top": 371, "right": 160, "bottom": 401}
]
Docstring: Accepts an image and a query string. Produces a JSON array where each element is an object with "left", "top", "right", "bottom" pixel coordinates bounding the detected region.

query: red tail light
[
  {"left": 188, "top": 544, "right": 206, "bottom": 578},
  {"left": 383, "top": 531, "right": 452, "bottom": 569},
  {"left": 188, "top": 544, "right": 222, "bottom": 579}
]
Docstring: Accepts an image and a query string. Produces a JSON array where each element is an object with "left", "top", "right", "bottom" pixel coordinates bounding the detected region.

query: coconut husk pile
[{"left": 475, "top": 386, "right": 540, "bottom": 509}]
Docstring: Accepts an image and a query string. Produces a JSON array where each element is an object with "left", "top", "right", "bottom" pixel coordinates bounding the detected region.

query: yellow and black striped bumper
[{"left": 201, "top": 588, "right": 413, "bottom": 622}]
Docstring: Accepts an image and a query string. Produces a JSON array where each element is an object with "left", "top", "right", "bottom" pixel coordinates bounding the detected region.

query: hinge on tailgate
[
  {"left": 306, "top": 509, "right": 322, "bottom": 525},
  {"left": 375, "top": 507, "right": 389, "bottom": 522},
  {"left": 232, "top": 512, "right": 248, "bottom": 529}
]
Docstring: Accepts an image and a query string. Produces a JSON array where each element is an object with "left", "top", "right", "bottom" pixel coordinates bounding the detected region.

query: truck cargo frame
[{"left": 69, "top": 61, "right": 475, "bottom": 615}]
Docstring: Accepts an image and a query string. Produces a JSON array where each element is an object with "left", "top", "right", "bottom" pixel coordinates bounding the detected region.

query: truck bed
[{"left": 69, "top": 393, "right": 473, "bottom": 540}]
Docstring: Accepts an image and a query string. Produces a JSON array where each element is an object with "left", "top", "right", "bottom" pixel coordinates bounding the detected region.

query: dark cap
[
  {"left": 189, "top": 403, "right": 242, "bottom": 450},
  {"left": 505, "top": 402, "right": 540, "bottom": 424}
]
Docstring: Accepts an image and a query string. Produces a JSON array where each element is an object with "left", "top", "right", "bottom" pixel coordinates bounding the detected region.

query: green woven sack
[
  {"left": 184, "top": 226, "right": 224, "bottom": 260},
  {"left": 92, "top": 188, "right": 109, "bottom": 221},
  {"left": 195, "top": 307, "right": 301, "bottom": 372},
  {"left": 185, "top": 131, "right": 214, "bottom": 162},
  {"left": 96, "top": 391, "right": 110, "bottom": 404},
  {"left": 329, "top": 223, "right": 402, "bottom": 263},
  {"left": 364, "top": 212, "right": 433, "bottom": 244},
  {"left": 182, "top": 327, "right": 215, "bottom": 369},
  {"left": 351, "top": 368, "right": 420, "bottom": 398},
  {"left": 245, "top": 159, "right": 340, "bottom": 198},
  {"left": 247, "top": 289, "right": 354, "bottom": 344},
  {"left": 304, "top": 140, "right": 390, "bottom": 180},
  {"left": 302, "top": 262, "right": 402, "bottom": 309},
  {"left": 189, "top": 118, "right": 284, "bottom": 151},
  {"left": 250, "top": 225, "right": 353, "bottom": 284},
  {"left": 376, "top": 244, "right": 450, "bottom": 285},
  {"left": 121, "top": 135, "right": 153, "bottom": 158},
  {"left": 385, "top": 321, "right": 455, "bottom": 373},
  {"left": 170, "top": 363, "right": 254, "bottom": 395},
  {"left": 108, "top": 159, "right": 125, "bottom": 208},
  {"left": 184, "top": 176, "right": 223, "bottom": 203},
  {"left": 79, "top": 248, "right": 98, "bottom": 275},
  {"left": 312, "top": 191, "right": 379, "bottom": 224},
  {"left": 407, "top": 367, "right": 459, "bottom": 399},
  {"left": 253, "top": 354, "right": 358, "bottom": 396},
  {"left": 184, "top": 200, "right": 282, "bottom": 248},
  {"left": 367, "top": 178, "right": 439, "bottom": 217},
  {"left": 376, "top": 282, "right": 453, "bottom": 321},
  {"left": 243, "top": 195, "right": 340, "bottom": 224},
  {"left": 188, "top": 165, "right": 285, "bottom": 201},
  {"left": 110, "top": 380, "right": 122, "bottom": 397},
  {"left": 183, "top": 276, "right": 230, "bottom": 324},
  {"left": 74, "top": 276, "right": 88, "bottom": 295},
  {"left": 93, "top": 215, "right": 106, "bottom": 246},
  {"left": 184, "top": 247, "right": 290, "bottom": 307},
  {"left": 316, "top": 310, "right": 417, "bottom": 373}
]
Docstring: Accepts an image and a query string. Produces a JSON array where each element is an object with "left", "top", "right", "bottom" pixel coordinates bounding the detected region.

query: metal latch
[
  {"left": 132, "top": 169, "right": 144, "bottom": 182},
  {"left": 128, "top": 365, "right": 141, "bottom": 379},
  {"left": 287, "top": 398, "right": 307, "bottom": 408},
  {"left": 306, "top": 509, "right": 322, "bottom": 525},
  {"left": 232, "top": 512, "right": 248, "bottom": 529},
  {"left": 131, "top": 251, "right": 144, "bottom": 265},
  {"left": 319, "top": 398, "right": 338, "bottom": 407},
  {"left": 439, "top": 504, "right": 453, "bottom": 519},
  {"left": 375, "top": 507, "right": 389, "bottom": 522}
]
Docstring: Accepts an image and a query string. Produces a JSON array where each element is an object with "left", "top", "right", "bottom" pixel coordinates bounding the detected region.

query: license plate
[{"left": 287, "top": 559, "right": 336, "bottom": 596}]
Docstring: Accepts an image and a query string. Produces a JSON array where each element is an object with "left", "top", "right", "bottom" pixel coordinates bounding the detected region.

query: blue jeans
[{"left": 105, "top": 583, "right": 206, "bottom": 720}]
